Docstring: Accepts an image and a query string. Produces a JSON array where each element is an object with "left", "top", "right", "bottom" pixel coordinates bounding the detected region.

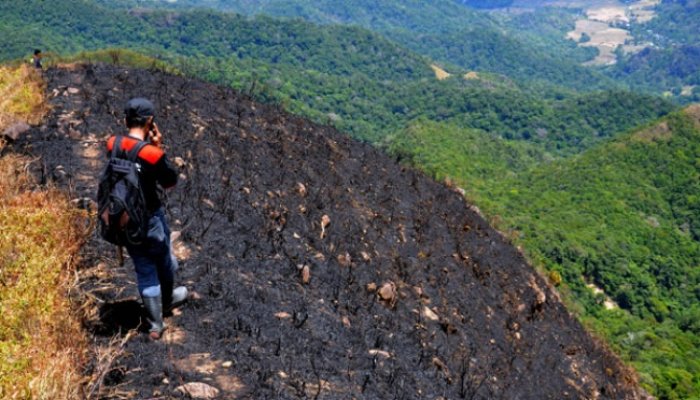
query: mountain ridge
[
  {"left": 385, "top": 104, "right": 700, "bottom": 397},
  {"left": 13, "top": 62, "right": 648, "bottom": 399}
]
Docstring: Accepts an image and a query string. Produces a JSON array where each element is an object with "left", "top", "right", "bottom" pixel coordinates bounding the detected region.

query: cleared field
[
  {"left": 430, "top": 64, "right": 451, "bottom": 80},
  {"left": 629, "top": 0, "right": 660, "bottom": 23},
  {"left": 587, "top": 6, "right": 628, "bottom": 24},
  {"left": 564, "top": 0, "right": 660, "bottom": 66},
  {"left": 567, "top": 20, "right": 631, "bottom": 65}
]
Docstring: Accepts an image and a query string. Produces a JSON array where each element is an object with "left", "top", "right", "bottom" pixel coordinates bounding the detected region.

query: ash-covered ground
[{"left": 15, "top": 64, "right": 645, "bottom": 399}]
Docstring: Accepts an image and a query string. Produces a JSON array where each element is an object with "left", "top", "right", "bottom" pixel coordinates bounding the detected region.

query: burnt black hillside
[{"left": 17, "top": 64, "right": 646, "bottom": 399}]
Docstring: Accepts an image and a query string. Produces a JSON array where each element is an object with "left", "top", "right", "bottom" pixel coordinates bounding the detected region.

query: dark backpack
[{"left": 97, "top": 136, "right": 149, "bottom": 246}]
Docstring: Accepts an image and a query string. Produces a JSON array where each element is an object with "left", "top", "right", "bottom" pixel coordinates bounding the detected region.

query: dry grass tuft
[
  {"left": 684, "top": 104, "right": 700, "bottom": 128},
  {"left": 0, "top": 65, "right": 48, "bottom": 132},
  {"left": 0, "top": 152, "right": 90, "bottom": 398},
  {"left": 0, "top": 142, "right": 88, "bottom": 397},
  {"left": 430, "top": 64, "right": 451, "bottom": 81},
  {"left": 631, "top": 121, "right": 672, "bottom": 143}
]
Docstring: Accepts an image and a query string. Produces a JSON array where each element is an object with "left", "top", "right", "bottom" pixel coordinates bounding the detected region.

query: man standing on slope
[
  {"left": 106, "top": 98, "right": 187, "bottom": 340},
  {"left": 32, "top": 49, "right": 42, "bottom": 69}
]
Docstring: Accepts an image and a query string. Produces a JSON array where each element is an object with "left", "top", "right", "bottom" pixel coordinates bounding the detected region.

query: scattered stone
[
  {"left": 173, "top": 156, "right": 187, "bottom": 168},
  {"left": 2, "top": 122, "right": 31, "bottom": 141},
  {"left": 368, "top": 349, "right": 391, "bottom": 358},
  {"left": 222, "top": 361, "right": 233, "bottom": 368},
  {"left": 320, "top": 214, "right": 331, "bottom": 238},
  {"left": 366, "top": 282, "right": 377, "bottom": 292},
  {"left": 67, "top": 87, "right": 80, "bottom": 95},
  {"left": 296, "top": 182, "right": 307, "bottom": 196},
  {"left": 360, "top": 251, "right": 371, "bottom": 261},
  {"left": 422, "top": 306, "right": 439, "bottom": 322},
  {"left": 162, "top": 378, "right": 170, "bottom": 385},
  {"left": 190, "top": 291, "right": 203, "bottom": 300},
  {"left": 275, "top": 312, "right": 292, "bottom": 319},
  {"left": 202, "top": 198, "right": 215, "bottom": 208},
  {"left": 337, "top": 252, "right": 352, "bottom": 267},
  {"left": 342, "top": 316, "right": 351, "bottom": 328},
  {"left": 432, "top": 357, "right": 448, "bottom": 371},
  {"left": 301, "top": 265, "right": 311, "bottom": 284},
  {"left": 378, "top": 281, "right": 397, "bottom": 305},
  {"left": 536, "top": 291, "right": 546, "bottom": 305},
  {"left": 175, "top": 382, "right": 220, "bottom": 399}
]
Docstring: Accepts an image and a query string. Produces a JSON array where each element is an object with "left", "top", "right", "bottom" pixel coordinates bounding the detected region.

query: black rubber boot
[{"left": 142, "top": 295, "right": 165, "bottom": 340}]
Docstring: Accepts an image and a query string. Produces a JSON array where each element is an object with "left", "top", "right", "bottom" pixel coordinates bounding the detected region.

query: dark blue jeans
[{"left": 125, "top": 208, "right": 178, "bottom": 297}]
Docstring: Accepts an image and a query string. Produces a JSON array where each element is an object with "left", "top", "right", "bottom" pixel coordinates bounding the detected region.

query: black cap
[
  {"left": 124, "top": 98, "right": 155, "bottom": 121},
  {"left": 34, "top": 49, "right": 41, "bottom": 55}
]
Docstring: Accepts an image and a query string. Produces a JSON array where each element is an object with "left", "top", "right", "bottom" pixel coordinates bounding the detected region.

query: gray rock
[
  {"left": 2, "top": 122, "right": 31, "bottom": 141},
  {"left": 175, "top": 382, "right": 220, "bottom": 399}
]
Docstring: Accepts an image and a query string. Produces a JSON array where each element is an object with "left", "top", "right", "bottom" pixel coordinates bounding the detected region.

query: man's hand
[{"left": 150, "top": 122, "right": 163, "bottom": 147}]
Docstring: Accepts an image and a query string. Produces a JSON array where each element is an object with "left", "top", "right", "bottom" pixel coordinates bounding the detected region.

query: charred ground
[{"left": 14, "top": 64, "right": 645, "bottom": 399}]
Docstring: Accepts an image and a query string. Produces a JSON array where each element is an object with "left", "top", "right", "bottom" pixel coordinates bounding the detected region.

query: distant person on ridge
[
  {"left": 103, "top": 98, "right": 188, "bottom": 340},
  {"left": 32, "top": 49, "right": 42, "bottom": 69}
]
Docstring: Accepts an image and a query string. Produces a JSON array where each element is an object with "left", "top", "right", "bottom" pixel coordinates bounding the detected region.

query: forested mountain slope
[
  {"left": 107, "top": 0, "right": 613, "bottom": 91},
  {"left": 386, "top": 107, "right": 700, "bottom": 398},
  {"left": 0, "top": 0, "right": 674, "bottom": 152}
]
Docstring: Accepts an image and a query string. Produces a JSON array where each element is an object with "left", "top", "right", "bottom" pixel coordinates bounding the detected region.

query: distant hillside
[
  {"left": 0, "top": 1, "right": 674, "bottom": 152},
  {"left": 115, "top": 0, "right": 614, "bottom": 91},
  {"left": 614, "top": 1, "right": 700, "bottom": 101},
  {"left": 386, "top": 107, "right": 700, "bottom": 398}
]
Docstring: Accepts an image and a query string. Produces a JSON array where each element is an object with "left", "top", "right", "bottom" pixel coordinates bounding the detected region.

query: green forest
[
  {"left": 117, "top": 0, "right": 612, "bottom": 91},
  {"left": 0, "top": 0, "right": 674, "bottom": 150},
  {"left": 114, "top": 0, "right": 700, "bottom": 102},
  {"left": 1, "top": 0, "right": 699, "bottom": 397}
]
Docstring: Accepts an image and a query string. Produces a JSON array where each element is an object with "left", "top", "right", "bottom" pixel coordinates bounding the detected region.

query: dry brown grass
[
  {"left": 0, "top": 66, "right": 89, "bottom": 399},
  {"left": 0, "top": 65, "right": 48, "bottom": 132},
  {"left": 631, "top": 121, "right": 672, "bottom": 143},
  {"left": 0, "top": 150, "right": 91, "bottom": 399},
  {"left": 430, "top": 64, "right": 451, "bottom": 80},
  {"left": 685, "top": 104, "right": 700, "bottom": 128}
]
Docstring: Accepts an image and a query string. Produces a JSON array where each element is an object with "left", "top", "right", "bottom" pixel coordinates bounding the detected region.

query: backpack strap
[
  {"left": 111, "top": 135, "right": 148, "bottom": 163},
  {"left": 111, "top": 135, "right": 124, "bottom": 160},
  {"left": 127, "top": 140, "right": 149, "bottom": 163}
]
